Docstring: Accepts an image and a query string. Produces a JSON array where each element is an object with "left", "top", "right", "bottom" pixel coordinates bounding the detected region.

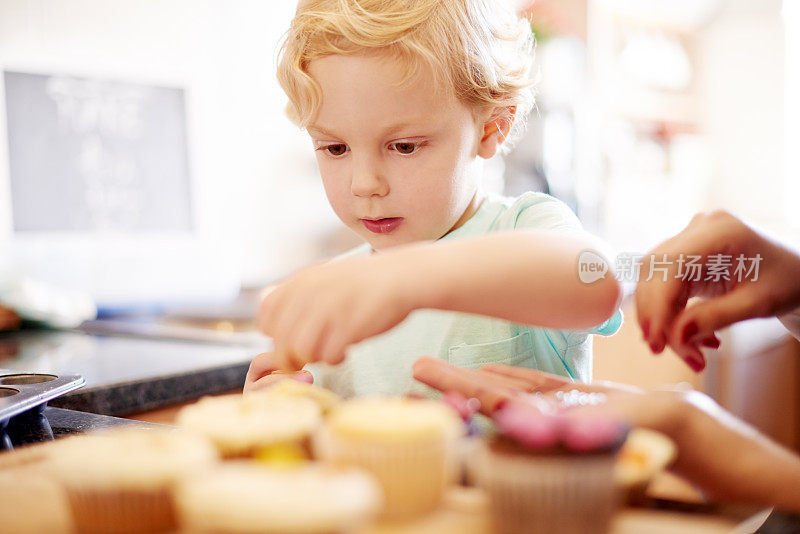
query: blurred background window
[
  {"left": 0, "top": 0, "right": 794, "bottom": 305},
  {"left": 1, "top": 0, "right": 798, "bottom": 456}
]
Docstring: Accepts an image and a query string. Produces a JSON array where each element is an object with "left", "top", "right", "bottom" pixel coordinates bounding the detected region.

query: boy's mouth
[{"left": 360, "top": 217, "right": 404, "bottom": 234}]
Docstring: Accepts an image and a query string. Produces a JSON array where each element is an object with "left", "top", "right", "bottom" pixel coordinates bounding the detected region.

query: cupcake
[
  {"left": 176, "top": 392, "right": 322, "bottom": 459},
  {"left": 615, "top": 428, "right": 676, "bottom": 505},
  {"left": 45, "top": 427, "right": 217, "bottom": 534},
  {"left": 469, "top": 398, "right": 628, "bottom": 534},
  {"left": 176, "top": 462, "right": 381, "bottom": 534},
  {"left": 314, "top": 398, "right": 463, "bottom": 520},
  {"left": 0, "top": 469, "right": 73, "bottom": 534},
  {"left": 256, "top": 380, "right": 341, "bottom": 414}
]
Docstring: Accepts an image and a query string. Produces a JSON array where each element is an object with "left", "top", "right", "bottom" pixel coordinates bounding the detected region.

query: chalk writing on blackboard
[{"left": 4, "top": 71, "right": 192, "bottom": 233}]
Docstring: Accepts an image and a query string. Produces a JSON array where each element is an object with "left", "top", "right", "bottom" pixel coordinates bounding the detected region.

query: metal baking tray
[{"left": 0, "top": 373, "right": 85, "bottom": 424}]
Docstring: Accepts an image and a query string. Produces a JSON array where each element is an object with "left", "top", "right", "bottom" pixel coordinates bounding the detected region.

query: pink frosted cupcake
[{"left": 470, "top": 398, "right": 628, "bottom": 534}]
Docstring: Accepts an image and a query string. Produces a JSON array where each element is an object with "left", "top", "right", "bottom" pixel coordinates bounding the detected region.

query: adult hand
[
  {"left": 412, "top": 357, "right": 674, "bottom": 430},
  {"left": 636, "top": 210, "right": 800, "bottom": 372},
  {"left": 413, "top": 357, "right": 800, "bottom": 511}
]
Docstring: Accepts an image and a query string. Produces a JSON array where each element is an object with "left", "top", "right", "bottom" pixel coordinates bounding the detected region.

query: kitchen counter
[
  {"left": 0, "top": 326, "right": 777, "bottom": 533},
  {"left": 0, "top": 326, "right": 262, "bottom": 417},
  {"left": 6, "top": 406, "right": 162, "bottom": 446}
]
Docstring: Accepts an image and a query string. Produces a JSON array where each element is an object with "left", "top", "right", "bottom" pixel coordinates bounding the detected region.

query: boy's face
[{"left": 307, "top": 53, "right": 488, "bottom": 250}]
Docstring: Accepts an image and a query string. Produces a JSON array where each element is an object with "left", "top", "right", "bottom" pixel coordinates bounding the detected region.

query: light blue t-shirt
[{"left": 307, "top": 191, "right": 623, "bottom": 398}]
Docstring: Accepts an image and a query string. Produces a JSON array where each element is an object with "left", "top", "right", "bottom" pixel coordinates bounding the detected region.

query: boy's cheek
[{"left": 320, "top": 185, "right": 353, "bottom": 220}]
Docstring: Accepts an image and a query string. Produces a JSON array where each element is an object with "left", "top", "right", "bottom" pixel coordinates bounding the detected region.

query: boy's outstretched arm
[
  {"left": 259, "top": 230, "right": 621, "bottom": 371},
  {"left": 412, "top": 230, "right": 622, "bottom": 330}
]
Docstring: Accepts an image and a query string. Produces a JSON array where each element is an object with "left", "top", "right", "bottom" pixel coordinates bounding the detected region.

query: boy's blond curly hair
[{"left": 277, "top": 0, "right": 536, "bottom": 147}]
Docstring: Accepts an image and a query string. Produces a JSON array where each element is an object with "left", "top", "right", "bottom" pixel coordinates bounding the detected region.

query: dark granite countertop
[
  {"left": 0, "top": 405, "right": 164, "bottom": 451},
  {"left": 0, "top": 327, "right": 266, "bottom": 417}
]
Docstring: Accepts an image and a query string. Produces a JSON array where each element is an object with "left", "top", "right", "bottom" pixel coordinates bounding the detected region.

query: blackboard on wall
[{"left": 4, "top": 71, "right": 192, "bottom": 233}]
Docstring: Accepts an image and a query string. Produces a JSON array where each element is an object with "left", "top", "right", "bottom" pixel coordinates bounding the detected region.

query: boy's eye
[
  {"left": 391, "top": 142, "right": 419, "bottom": 155},
  {"left": 324, "top": 144, "right": 348, "bottom": 156}
]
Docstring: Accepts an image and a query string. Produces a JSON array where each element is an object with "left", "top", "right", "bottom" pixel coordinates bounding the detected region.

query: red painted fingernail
[
  {"left": 681, "top": 322, "right": 698, "bottom": 345},
  {"left": 700, "top": 335, "right": 720, "bottom": 349},
  {"left": 685, "top": 355, "right": 706, "bottom": 373},
  {"left": 649, "top": 337, "right": 665, "bottom": 354},
  {"left": 641, "top": 319, "right": 651, "bottom": 342}
]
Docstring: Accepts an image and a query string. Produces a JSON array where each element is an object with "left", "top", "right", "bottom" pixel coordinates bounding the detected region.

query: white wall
[
  {"left": 697, "top": 0, "right": 791, "bottom": 235},
  {"left": 0, "top": 0, "right": 343, "bottom": 288},
  {"left": 785, "top": 0, "right": 799, "bottom": 227}
]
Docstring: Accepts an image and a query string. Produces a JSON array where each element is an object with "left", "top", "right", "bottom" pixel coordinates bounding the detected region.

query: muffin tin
[{"left": 0, "top": 373, "right": 85, "bottom": 449}]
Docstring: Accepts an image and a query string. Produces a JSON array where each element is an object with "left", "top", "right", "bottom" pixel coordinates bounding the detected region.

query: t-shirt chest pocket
[{"left": 447, "top": 330, "right": 535, "bottom": 370}]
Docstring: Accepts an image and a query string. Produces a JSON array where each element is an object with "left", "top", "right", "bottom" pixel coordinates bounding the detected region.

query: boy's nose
[{"left": 351, "top": 156, "right": 389, "bottom": 198}]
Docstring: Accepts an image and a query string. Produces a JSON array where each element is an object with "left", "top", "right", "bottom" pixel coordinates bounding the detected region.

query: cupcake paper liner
[
  {"left": 315, "top": 426, "right": 457, "bottom": 520},
  {"left": 471, "top": 443, "right": 619, "bottom": 534},
  {"left": 64, "top": 486, "right": 177, "bottom": 534}
]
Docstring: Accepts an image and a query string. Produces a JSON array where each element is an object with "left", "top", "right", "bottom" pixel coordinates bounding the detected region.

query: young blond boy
[{"left": 245, "top": 0, "right": 622, "bottom": 397}]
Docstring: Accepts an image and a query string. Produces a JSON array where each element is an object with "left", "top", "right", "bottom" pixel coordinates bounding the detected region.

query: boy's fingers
[
  {"left": 273, "top": 298, "right": 307, "bottom": 349},
  {"left": 273, "top": 342, "right": 303, "bottom": 372},
  {"left": 412, "top": 357, "right": 515, "bottom": 414},
  {"left": 287, "top": 348, "right": 308, "bottom": 372},
  {"left": 258, "top": 284, "right": 279, "bottom": 302},
  {"left": 244, "top": 352, "right": 277, "bottom": 387},
  {"left": 244, "top": 370, "right": 313, "bottom": 393},
  {"left": 319, "top": 329, "right": 349, "bottom": 366},
  {"left": 479, "top": 363, "right": 571, "bottom": 391},
  {"left": 290, "top": 313, "right": 327, "bottom": 364},
  {"left": 244, "top": 373, "right": 285, "bottom": 393},
  {"left": 258, "top": 289, "right": 283, "bottom": 335},
  {"left": 270, "top": 369, "right": 314, "bottom": 384},
  {"left": 291, "top": 370, "right": 314, "bottom": 384}
]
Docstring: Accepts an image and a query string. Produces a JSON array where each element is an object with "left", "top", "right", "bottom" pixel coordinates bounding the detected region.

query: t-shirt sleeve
[
  {"left": 508, "top": 192, "right": 624, "bottom": 339},
  {"left": 586, "top": 308, "right": 624, "bottom": 336},
  {"left": 329, "top": 242, "right": 373, "bottom": 262},
  {"left": 510, "top": 192, "right": 586, "bottom": 236}
]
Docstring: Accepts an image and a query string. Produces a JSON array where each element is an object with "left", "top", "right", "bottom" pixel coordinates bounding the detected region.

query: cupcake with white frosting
[
  {"left": 176, "top": 462, "right": 381, "bottom": 534},
  {"left": 314, "top": 398, "right": 463, "bottom": 520},
  {"left": 176, "top": 392, "right": 322, "bottom": 459},
  {"left": 46, "top": 427, "right": 217, "bottom": 534}
]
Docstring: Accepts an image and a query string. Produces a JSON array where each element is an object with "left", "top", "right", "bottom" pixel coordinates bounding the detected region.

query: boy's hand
[
  {"left": 258, "top": 252, "right": 419, "bottom": 371},
  {"left": 243, "top": 351, "right": 314, "bottom": 392}
]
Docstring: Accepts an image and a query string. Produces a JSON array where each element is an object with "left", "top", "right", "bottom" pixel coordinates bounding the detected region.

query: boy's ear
[{"left": 477, "top": 106, "right": 516, "bottom": 159}]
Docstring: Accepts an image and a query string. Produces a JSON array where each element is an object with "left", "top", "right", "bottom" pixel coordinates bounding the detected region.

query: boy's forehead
[
  {"left": 307, "top": 54, "right": 467, "bottom": 134},
  {"left": 308, "top": 119, "right": 430, "bottom": 138}
]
